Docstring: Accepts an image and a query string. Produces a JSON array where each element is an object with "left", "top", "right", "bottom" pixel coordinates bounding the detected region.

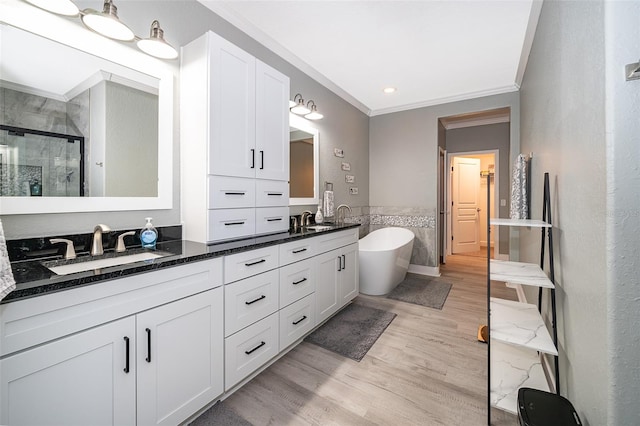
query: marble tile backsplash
[{"left": 344, "top": 206, "right": 437, "bottom": 267}]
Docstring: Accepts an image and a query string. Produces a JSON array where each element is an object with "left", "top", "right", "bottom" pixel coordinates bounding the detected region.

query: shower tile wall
[
  {"left": 0, "top": 88, "right": 88, "bottom": 196},
  {"left": 345, "top": 206, "right": 437, "bottom": 267}
]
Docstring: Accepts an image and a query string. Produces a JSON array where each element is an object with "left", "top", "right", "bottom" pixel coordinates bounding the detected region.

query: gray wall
[
  {"left": 1, "top": 1, "right": 369, "bottom": 238},
  {"left": 604, "top": 2, "right": 640, "bottom": 422},
  {"left": 519, "top": 1, "right": 610, "bottom": 424},
  {"left": 369, "top": 92, "right": 519, "bottom": 267},
  {"left": 446, "top": 123, "right": 510, "bottom": 255}
]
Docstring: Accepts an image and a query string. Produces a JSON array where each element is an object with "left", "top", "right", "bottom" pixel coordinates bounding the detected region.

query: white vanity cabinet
[
  {"left": 0, "top": 259, "right": 224, "bottom": 426},
  {"left": 136, "top": 288, "right": 224, "bottom": 426},
  {"left": 315, "top": 230, "right": 360, "bottom": 325},
  {"left": 181, "top": 30, "right": 290, "bottom": 243},
  {"left": 0, "top": 317, "right": 137, "bottom": 426}
]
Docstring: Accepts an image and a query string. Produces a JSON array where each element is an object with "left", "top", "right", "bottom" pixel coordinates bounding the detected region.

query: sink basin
[
  {"left": 44, "top": 252, "right": 167, "bottom": 275},
  {"left": 305, "top": 225, "right": 333, "bottom": 231}
]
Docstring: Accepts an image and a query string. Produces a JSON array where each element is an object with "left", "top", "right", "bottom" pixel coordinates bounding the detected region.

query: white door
[
  {"left": 452, "top": 157, "right": 481, "bottom": 254},
  {"left": 209, "top": 33, "right": 256, "bottom": 178},
  {"left": 255, "top": 60, "right": 290, "bottom": 181},
  {"left": 137, "top": 288, "right": 224, "bottom": 426},
  {"left": 0, "top": 317, "right": 136, "bottom": 426}
]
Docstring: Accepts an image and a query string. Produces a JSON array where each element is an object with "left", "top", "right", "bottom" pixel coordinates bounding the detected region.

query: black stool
[{"left": 517, "top": 388, "right": 582, "bottom": 426}]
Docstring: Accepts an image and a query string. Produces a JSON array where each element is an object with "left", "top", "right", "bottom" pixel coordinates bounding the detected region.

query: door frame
[{"left": 445, "top": 149, "right": 500, "bottom": 257}]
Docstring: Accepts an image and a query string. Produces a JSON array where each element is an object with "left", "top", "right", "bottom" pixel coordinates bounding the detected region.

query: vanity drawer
[
  {"left": 225, "top": 312, "right": 279, "bottom": 391},
  {"left": 225, "top": 269, "right": 279, "bottom": 337},
  {"left": 315, "top": 228, "right": 359, "bottom": 254},
  {"left": 256, "top": 207, "right": 289, "bottom": 235},
  {"left": 208, "top": 176, "right": 255, "bottom": 209},
  {"left": 224, "top": 245, "right": 279, "bottom": 284},
  {"left": 255, "top": 180, "right": 289, "bottom": 207},
  {"left": 208, "top": 208, "right": 256, "bottom": 243},
  {"left": 279, "top": 238, "right": 317, "bottom": 266},
  {"left": 279, "top": 258, "right": 315, "bottom": 308},
  {"left": 279, "top": 293, "right": 315, "bottom": 351}
]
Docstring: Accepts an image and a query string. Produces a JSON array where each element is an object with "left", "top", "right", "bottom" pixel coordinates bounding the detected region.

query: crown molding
[{"left": 369, "top": 85, "right": 520, "bottom": 117}]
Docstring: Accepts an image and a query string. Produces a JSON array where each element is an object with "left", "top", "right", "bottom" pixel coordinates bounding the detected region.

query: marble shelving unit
[{"left": 487, "top": 210, "right": 559, "bottom": 417}]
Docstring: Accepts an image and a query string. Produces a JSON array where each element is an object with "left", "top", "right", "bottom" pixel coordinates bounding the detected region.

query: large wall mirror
[
  {"left": 289, "top": 114, "right": 319, "bottom": 206},
  {"left": 0, "top": 2, "right": 173, "bottom": 214}
]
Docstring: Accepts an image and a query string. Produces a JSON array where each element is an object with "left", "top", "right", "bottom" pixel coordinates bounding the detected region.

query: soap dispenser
[
  {"left": 315, "top": 204, "right": 324, "bottom": 224},
  {"left": 140, "top": 217, "right": 158, "bottom": 249}
]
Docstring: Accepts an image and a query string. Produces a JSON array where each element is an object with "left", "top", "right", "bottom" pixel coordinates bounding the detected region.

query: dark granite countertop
[{"left": 4, "top": 224, "right": 360, "bottom": 304}]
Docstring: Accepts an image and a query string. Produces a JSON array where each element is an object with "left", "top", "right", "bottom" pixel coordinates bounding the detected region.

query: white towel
[
  {"left": 323, "top": 190, "right": 335, "bottom": 218},
  {"left": 0, "top": 218, "right": 16, "bottom": 301},
  {"left": 510, "top": 154, "right": 529, "bottom": 219}
]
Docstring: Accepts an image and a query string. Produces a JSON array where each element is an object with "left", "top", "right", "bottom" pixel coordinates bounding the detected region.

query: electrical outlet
[
  {"left": 500, "top": 199, "right": 507, "bottom": 207},
  {"left": 349, "top": 187, "right": 359, "bottom": 195},
  {"left": 341, "top": 162, "right": 351, "bottom": 171},
  {"left": 334, "top": 148, "right": 344, "bottom": 157},
  {"left": 345, "top": 174, "right": 355, "bottom": 183}
]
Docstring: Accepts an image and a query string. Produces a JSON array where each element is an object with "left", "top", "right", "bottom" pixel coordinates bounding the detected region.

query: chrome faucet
[
  {"left": 300, "top": 210, "right": 313, "bottom": 226},
  {"left": 90, "top": 224, "right": 111, "bottom": 256},
  {"left": 336, "top": 204, "right": 352, "bottom": 225}
]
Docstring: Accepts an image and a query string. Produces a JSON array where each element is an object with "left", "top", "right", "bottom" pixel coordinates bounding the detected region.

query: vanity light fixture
[
  {"left": 136, "top": 20, "right": 178, "bottom": 60},
  {"left": 21, "top": 0, "right": 178, "bottom": 60},
  {"left": 24, "top": 0, "right": 79, "bottom": 16},
  {"left": 290, "top": 93, "right": 311, "bottom": 115},
  {"left": 81, "top": 0, "right": 134, "bottom": 41},
  {"left": 304, "top": 101, "right": 323, "bottom": 120}
]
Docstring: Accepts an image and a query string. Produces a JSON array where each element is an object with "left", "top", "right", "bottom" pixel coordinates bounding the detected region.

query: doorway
[{"left": 446, "top": 150, "right": 499, "bottom": 258}]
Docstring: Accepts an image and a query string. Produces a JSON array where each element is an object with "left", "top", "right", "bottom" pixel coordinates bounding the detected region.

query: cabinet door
[
  {"left": 339, "top": 243, "right": 360, "bottom": 305},
  {"left": 315, "top": 249, "right": 341, "bottom": 325},
  {"left": 255, "top": 60, "right": 289, "bottom": 182},
  {"left": 0, "top": 317, "right": 136, "bottom": 426},
  {"left": 137, "top": 288, "right": 224, "bottom": 426},
  {"left": 209, "top": 33, "right": 256, "bottom": 178}
]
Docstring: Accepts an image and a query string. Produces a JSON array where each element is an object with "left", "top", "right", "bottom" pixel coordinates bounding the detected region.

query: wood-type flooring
[{"left": 219, "top": 253, "right": 519, "bottom": 426}]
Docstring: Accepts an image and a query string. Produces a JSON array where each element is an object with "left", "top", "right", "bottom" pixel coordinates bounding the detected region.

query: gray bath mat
[
  {"left": 189, "top": 401, "right": 252, "bottom": 426},
  {"left": 386, "top": 274, "right": 452, "bottom": 310},
  {"left": 305, "top": 303, "right": 396, "bottom": 361}
]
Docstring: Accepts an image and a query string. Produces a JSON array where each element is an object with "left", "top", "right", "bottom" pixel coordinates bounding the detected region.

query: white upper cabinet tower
[{"left": 181, "top": 31, "right": 290, "bottom": 243}]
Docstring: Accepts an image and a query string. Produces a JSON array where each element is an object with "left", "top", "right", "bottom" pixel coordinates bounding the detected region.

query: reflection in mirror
[
  {"left": 0, "top": 24, "right": 158, "bottom": 198},
  {"left": 289, "top": 114, "right": 319, "bottom": 206},
  {"left": 0, "top": 3, "right": 173, "bottom": 214}
]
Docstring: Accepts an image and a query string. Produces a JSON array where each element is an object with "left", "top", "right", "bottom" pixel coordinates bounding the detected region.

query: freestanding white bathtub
[{"left": 358, "top": 227, "right": 415, "bottom": 295}]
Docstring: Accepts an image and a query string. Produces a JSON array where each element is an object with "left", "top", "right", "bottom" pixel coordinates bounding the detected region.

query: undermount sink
[
  {"left": 43, "top": 252, "right": 168, "bottom": 276},
  {"left": 305, "top": 225, "right": 333, "bottom": 231}
]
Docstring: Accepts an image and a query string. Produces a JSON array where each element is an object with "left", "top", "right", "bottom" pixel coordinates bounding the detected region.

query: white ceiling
[{"left": 199, "top": 0, "right": 542, "bottom": 117}]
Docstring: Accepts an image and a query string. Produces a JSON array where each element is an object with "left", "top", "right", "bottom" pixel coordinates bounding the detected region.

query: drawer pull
[
  {"left": 293, "top": 278, "right": 307, "bottom": 285},
  {"left": 224, "top": 191, "right": 246, "bottom": 196},
  {"left": 337, "top": 256, "right": 342, "bottom": 271},
  {"left": 342, "top": 254, "right": 346, "bottom": 270},
  {"left": 245, "top": 294, "right": 266, "bottom": 305},
  {"left": 267, "top": 192, "right": 283, "bottom": 196},
  {"left": 245, "top": 341, "right": 266, "bottom": 355},
  {"left": 145, "top": 328, "right": 152, "bottom": 363},
  {"left": 292, "top": 248, "right": 307, "bottom": 254},
  {"left": 245, "top": 259, "right": 266, "bottom": 266},
  {"left": 267, "top": 217, "right": 283, "bottom": 222},
  {"left": 251, "top": 149, "right": 255, "bottom": 169},
  {"left": 225, "top": 221, "right": 245, "bottom": 226},
  {"left": 293, "top": 315, "right": 307, "bottom": 325},
  {"left": 260, "top": 150, "right": 264, "bottom": 170},
  {"left": 123, "top": 336, "right": 130, "bottom": 373}
]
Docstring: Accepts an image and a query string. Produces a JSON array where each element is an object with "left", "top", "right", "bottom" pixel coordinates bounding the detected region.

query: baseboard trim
[{"left": 408, "top": 264, "right": 440, "bottom": 277}]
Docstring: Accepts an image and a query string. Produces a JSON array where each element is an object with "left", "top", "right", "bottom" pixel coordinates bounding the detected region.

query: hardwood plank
[{"left": 214, "top": 253, "right": 519, "bottom": 425}]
